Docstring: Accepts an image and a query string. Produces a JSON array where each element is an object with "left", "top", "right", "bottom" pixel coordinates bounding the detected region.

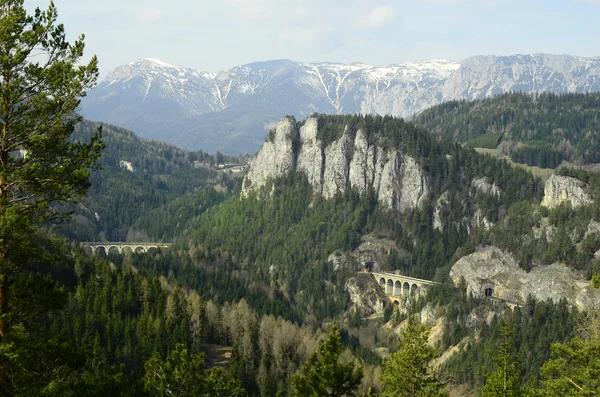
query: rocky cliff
[
  {"left": 450, "top": 246, "right": 600, "bottom": 310},
  {"left": 345, "top": 273, "right": 389, "bottom": 316},
  {"left": 541, "top": 174, "right": 592, "bottom": 209},
  {"left": 242, "top": 117, "right": 430, "bottom": 213}
]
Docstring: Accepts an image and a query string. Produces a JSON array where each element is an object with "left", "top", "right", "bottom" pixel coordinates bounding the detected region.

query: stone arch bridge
[
  {"left": 81, "top": 242, "right": 172, "bottom": 255},
  {"left": 371, "top": 272, "right": 439, "bottom": 304}
]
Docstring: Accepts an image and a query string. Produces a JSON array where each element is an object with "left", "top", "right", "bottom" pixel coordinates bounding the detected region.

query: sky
[{"left": 27, "top": 0, "right": 600, "bottom": 78}]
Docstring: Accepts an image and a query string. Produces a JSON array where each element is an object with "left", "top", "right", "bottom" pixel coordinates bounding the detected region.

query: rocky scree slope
[{"left": 82, "top": 54, "right": 600, "bottom": 154}]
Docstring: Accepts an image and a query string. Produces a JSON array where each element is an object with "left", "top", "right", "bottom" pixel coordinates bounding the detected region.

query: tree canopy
[{"left": 0, "top": 0, "right": 101, "bottom": 393}]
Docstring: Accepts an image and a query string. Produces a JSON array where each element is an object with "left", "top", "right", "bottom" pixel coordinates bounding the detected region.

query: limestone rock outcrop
[
  {"left": 540, "top": 175, "right": 592, "bottom": 209},
  {"left": 242, "top": 119, "right": 295, "bottom": 195},
  {"left": 472, "top": 209, "right": 493, "bottom": 231},
  {"left": 450, "top": 246, "right": 600, "bottom": 310},
  {"left": 242, "top": 117, "right": 430, "bottom": 213},
  {"left": 345, "top": 273, "right": 389, "bottom": 316},
  {"left": 471, "top": 177, "right": 500, "bottom": 198},
  {"left": 433, "top": 192, "right": 449, "bottom": 231},
  {"left": 296, "top": 118, "right": 323, "bottom": 193}
]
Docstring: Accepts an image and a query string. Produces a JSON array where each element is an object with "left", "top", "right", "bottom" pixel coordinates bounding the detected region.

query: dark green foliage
[
  {"left": 189, "top": 172, "right": 372, "bottom": 321},
  {"left": 185, "top": 114, "right": 542, "bottom": 322},
  {"left": 339, "top": 328, "right": 382, "bottom": 366},
  {"left": 537, "top": 337, "right": 600, "bottom": 396},
  {"left": 537, "top": 307, "right": 600, "bottom": 396},
  {"left": 143, "top": 344, "right": 243, "bottom": 397},
  {"left": 292, "top": 325, "right": 363, "bottom": 397},
  {"left": 0, "top": 1, "right": 102, "bottom": 394},
  {"left": 62, "top": 120, "right": 237, "bottom": 242},
  {"left": 482, "top": 322, "right": 522, "bottom": 397},
  {"left": 416, "top": 92, "right": 600, "bottom": 166},
  {"left": 381, "top": 322, "right": 447, "bottom": 397},
  {"left": 509, "top": 146, "right": 563, "bottom": 169},
  {"left": 444, "top": 299, "right": 575, "bottom": 390},
  {"left": 466, "top": 133, "right": 504, "bottom": 149}
]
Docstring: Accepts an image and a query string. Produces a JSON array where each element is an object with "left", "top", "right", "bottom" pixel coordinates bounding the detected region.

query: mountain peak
[
  {"left": 129, "top": 57, "right": 182, "bottom": 69},
  {"left": 84, "top": 53, "right": 600, "bottom": 154}
]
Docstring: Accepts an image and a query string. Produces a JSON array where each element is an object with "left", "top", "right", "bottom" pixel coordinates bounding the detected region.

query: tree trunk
[{"left": 0, "top": 266, "right": 6, "bottom": 338}]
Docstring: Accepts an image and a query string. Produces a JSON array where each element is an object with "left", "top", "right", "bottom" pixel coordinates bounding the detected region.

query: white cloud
[
  {"left": 360, "top": 5, "right": 396, "bottom": 28},
  {"left": 136, "top": 8, "right": 162, "bottom": 23},
  {"left": 226, "top": 0, "right": 275, "bottom": 19},
  {"left": 293, "top": 6, "right": 308, "bottom": 18},
  {"left": 278, "top": 26, "right": 322, "bottom": 46}
]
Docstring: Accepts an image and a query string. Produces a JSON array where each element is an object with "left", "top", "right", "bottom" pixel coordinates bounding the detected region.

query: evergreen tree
[
  {"left": 292, "top": 325, "right": 363, "bottom": 397},
  {"left": 381, "top": 321, "right": 447, "bottom": 397},
  {"left": 482, "top": 321, "right": 522, "bottom": 397},
  {"left": 143, "top": 343, "right": 243, "bottom": 397},
  {"left": 538, "top": 337, "right": 600, "bottom": 396},
  {"left": 0, "top": 0, "right": 101, "bottom": 393},
  {"left": 537, "top": 284, "right": 600, "bottom": 396}
]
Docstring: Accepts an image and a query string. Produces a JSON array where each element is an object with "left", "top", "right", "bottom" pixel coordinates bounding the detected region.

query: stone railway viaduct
[
  {"left": 371, "top": 272, "right": 438, "bottom": 304},
  {"left": 371, "top": 271, "right": 519, "bottom": 308},
  {"left": 81, "top": 242, "right": 171, "bottom": 255}
]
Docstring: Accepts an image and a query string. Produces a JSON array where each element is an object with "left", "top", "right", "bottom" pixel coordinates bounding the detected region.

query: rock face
[
  {"left": 242, "top": 117, "right": 430, "bottom": 213},
  {"left": 450, "top": 246, "right": 600, "bottom": 310},
  {"left": 471, "top": 177, "right": 500, "bottom": 198},
  {"left": 242, "top": 119, "right": 296, "bottom": 195},
  {"left": 328, "top": 234, "right": 401, "bottom": 273},
  {"left": 541, "top": 175, "right": 592, "bottom": 208},
  {"left": 345, "top": 273, "right": 389, "bottom": 316},
  {"left": 296, "top": 118, "right": 323, "bottom": 193}
]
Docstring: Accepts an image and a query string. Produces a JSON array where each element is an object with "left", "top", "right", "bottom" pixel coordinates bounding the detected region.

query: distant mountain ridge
[{"left": 81, "top": 54, "right": 600, "bottom": 154}]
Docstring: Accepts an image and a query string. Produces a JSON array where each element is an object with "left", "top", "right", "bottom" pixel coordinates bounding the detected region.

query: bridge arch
[
  {"left": 121, "top": 246, "right": 133, "bottom": 254},
  {"left": 134, "top": 246, "right": 147, "bottom": 253},
  {"left": 403, "top": 282, "right": 410, "bottom": 296},
  {"left": 411, "top": 283, "right": 418, "bottom": 295},
  {"left": 394, "top": 281, "right": 402, "bottom": 296},
  {"left": 386, "top": 279, "right": 393, "bottom": 294},
  {"left": 108, "top": 245, "right": 121, "bottom": 255},
  {"left": 379, "top": 277, "right": 386, "bottom": 286}
]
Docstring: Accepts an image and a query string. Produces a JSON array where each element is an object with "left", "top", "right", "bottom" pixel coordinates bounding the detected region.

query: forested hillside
[
  {"left": 5, "top": 2, "right": 600, "bottom": 396},
  {"left": 9, "top": 114, "right": 600, "bottom": 396},
  {"left": 415, "top": 92, "right": 600, "bottom": 168},
  {"left": 59, "top": 120, "right": 243, "bottom": 242}
]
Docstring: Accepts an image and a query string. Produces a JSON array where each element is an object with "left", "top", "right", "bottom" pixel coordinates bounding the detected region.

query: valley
[
  {"left": 2, "top": 2, "right": 600, "bottom": 394},
  {"left": 51, "top": 110, "right": 600, "bottom": 395}
]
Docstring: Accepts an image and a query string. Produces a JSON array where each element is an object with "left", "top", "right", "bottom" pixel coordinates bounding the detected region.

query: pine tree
[
  {"left": 482, "top": 321, "right": 522, "bottom": 397},
  {"left": 0, "top": 0, "right": 101, "bottom": 329},
  {"left": 143, "top": 343, "right": 243, "bottom": 397},
  {"left": 292, "top": 325, "right": 363, "bottom": 397},
  {"left": 380, "top": 321, "right": 447, "bottom": 397},
  {"left": 537, "top": 291, "right": 600, "bottom": 396},
  {"left": 0, "top": 0, "right": 102, "bottom": 393}
]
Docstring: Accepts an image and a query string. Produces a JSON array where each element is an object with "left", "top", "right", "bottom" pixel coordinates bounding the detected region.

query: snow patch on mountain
[{"left": 82, "top": 54, "right": 600, "bottom": 154}]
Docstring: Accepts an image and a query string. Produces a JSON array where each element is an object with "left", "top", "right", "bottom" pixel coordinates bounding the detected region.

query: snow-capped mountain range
[{"left": 81, "top": 54, "right": 600, "bottom": 154}]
